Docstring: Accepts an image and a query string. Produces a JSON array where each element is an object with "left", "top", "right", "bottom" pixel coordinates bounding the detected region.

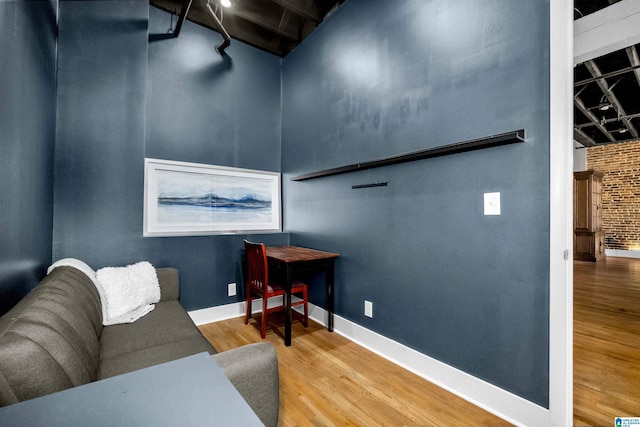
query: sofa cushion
[
  {"left": 156, "top": 268, "right": 179, "bottom": 302},
  {"left": 0, "top": 333, "right": 76, "bottom": 405},
  {"left": 97, "top": 300, "right": 216, "bottom": 379},
  {"left": 0, "top": 266, "right": 103, "bottom": 406},
  {"left": 99, "top": 301, "right": 215, "bottom": 359},
  {"left": 97, "top": 338, "right": 216, "bottom": 379},
  {"left": 33, "top": 266, "right": 103, "bottom": 338}
]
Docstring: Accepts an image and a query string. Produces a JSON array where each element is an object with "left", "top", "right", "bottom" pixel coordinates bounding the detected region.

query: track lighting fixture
[{"left": 204, "top": 0, "right": 231, "bottom": 54}]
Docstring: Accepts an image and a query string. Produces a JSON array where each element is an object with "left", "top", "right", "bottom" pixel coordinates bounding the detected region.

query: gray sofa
[{"left": 0, "top": 265, "right": 279, "bottom": 427}]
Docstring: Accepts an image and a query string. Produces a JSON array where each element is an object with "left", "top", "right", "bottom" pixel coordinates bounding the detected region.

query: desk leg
[
  {"left": 285, "top": 264, "right": 292, "bottom": 347},
  {"left": 327, "top": 260, "right": 334, "bottom": 332}
]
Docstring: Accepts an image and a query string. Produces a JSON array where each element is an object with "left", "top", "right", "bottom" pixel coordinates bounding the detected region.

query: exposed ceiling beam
[
  {"left": 226, "top": 4, "right": 300, "bottom": 41},
  {"left": 575, "top": 111, "right": 640, "bottom": 129},
  {"left": 574, "top": 64, "right": 640, "bottom": 87},
  {"left": 149, "top": 0, "right": 345, "bottom": 57},
  {"left": 584, "top": 60, "right": 639, "bottom": 138},
  {"left": 270, "top": 0, "right": 321, "bottom": 23},
  {"left": 626, "top": 45, "right": 640, "bottom": 87},
  {"left": 574, "top": 128, "right": 597, "bottom": 147},
  {"left": 574, "top": 0, "right": 640, "bottom": 65},
  {"left": 574, "top": 95, "right": 617, "bottom": 143}
]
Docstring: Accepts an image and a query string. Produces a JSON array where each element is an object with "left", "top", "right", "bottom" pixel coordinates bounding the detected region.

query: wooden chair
[{"left": 244, "top": 240, "right": 308, "bottom": 339}]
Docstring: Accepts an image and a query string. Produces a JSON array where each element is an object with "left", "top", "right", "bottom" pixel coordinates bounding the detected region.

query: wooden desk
[
  {"left": 0, "top": 353, "right": 262, "bottom": 427},
  {"left": 266, "top": 245, "right": 340, "bottom": 346}
]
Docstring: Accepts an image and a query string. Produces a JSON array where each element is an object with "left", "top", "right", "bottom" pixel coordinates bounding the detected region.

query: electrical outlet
[
  {"left": 228, "top": 282, "right": 237, "bottom": 297},
  {"left": 364, "top": 300, "right": 373, "bottom": 318}
]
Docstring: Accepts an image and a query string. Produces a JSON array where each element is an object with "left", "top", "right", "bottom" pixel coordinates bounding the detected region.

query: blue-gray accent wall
[
  {"left": 282, "top": 0, "right": 550, "bottom": 407},
  {"left": 146, "top": 6, "right": 282, "bottom": 171},
  {"left": 53, "top": 0, "right": 149, "bottom": 270},
  {"left": 52, "top": 2, "right": 286, "bottom": 311},
  {"left": 1, "top": 0, "right": 554, "bottom": 409},
  {"left": 144, "top": 6, "right": 288, "bottom": 309},
  {"left": 0, "top": 0, "right": 57, "bottom": 315}
]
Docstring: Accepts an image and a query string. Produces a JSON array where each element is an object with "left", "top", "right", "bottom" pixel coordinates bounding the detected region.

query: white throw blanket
[
  {"left": 96, "top": 261, "right": 161, "bottom": 325},
  {"left": 48, "top": 258, "right": 160, "bottom": 325}
]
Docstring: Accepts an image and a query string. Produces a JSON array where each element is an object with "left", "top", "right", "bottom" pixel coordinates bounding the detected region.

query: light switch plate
[{"left": 484, "top": 192, "right": 501, "bottom": 215}]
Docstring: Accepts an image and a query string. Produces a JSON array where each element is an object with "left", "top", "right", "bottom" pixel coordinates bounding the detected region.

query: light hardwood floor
[
  {"left": 200, "top": 258, "right": 640, "bottom": 426},
  {"left": 199, "top": 315, "right": 511, "bottom": 426},
  {"left": 574, "top": 257, "right": 640, "bottom": 426}
]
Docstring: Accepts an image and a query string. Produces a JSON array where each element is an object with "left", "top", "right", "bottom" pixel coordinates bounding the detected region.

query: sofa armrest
[
  {"left": 213, "top": 343, "right": 279, "bottom": 427},
  {"left": 155, "top": 268, "right": 179, "bottom": 302}
]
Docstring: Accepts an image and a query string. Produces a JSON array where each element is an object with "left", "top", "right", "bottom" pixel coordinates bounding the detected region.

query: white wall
[{"left": 574, "top": 143, "right": 587, "bottom": 171}]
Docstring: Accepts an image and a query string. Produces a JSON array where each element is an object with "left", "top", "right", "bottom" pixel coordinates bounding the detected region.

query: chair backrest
[{"left": 244, "top": 240, "right": 268, "bottom": 293}]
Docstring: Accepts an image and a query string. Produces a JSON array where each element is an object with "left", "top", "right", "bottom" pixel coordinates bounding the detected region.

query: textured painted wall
[
  {"left": 0, "top": 0, "right": 57, "bottom": 315},
  {"left": 144, "top": 6, "right": 287, "bottom": 310},
  {"left": 53, "top": 0, "right": 149, "bottom": 269},
  {"left": 282, "top": 0, "right": 551, "bottom": 406},
  {"left": 52, "top": 3, "right": 286, "bottom": 311},
  {"left": 5, "top": 0, "right": 553, "bottom": 406},
  {"left": 588, "top": 140, "right": 640, "bottom": 250},
  {"left": 146, "top": 6, "right": 282, "bottom": 171}
]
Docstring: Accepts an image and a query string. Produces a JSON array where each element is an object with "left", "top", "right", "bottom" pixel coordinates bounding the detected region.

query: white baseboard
[
  {"left": 189, "top": 302, "right": 245, "bottom": 325},
  {"left": 189, "top": 301, "right": 549, "bottom": 426},
  {"left": 605, "top": 249, "right": 640, "bottom": 259},
  {"left": 188, "top": 296, "right": 288, "bottom": 326}
]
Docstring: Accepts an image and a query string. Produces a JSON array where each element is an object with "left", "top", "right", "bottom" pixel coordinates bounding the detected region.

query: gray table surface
[{"left": 0, "top": 352, "right": 263, "bottom": 426}]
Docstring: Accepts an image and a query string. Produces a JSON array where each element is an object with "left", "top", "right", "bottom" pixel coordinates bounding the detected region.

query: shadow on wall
[
  {"left": 192, "top": 54, "right": 233, "bottom": 80},
  {"left": 149, "top": 33, "right": 175, "bottom": 42},
  {"left": 149, "top": 25, "right": 234, "bottom": 79},
  {"left": 0, "top": 260, "right": 45, "bottom": 316}
]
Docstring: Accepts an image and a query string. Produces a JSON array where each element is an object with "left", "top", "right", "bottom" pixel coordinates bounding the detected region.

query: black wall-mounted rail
[
  {"left": 352, "top": 182, "right": 388, "bottom": 189},
  {"left": 291, "top": 129, "right": 526, "bottom": 181}
]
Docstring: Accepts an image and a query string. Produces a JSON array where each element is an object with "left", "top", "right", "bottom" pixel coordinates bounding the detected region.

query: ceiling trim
[{"left": 574, "top": 0, "right": 640, "bottom": 65}]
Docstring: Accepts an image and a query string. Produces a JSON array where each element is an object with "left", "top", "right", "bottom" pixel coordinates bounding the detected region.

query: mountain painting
[{"left": 144, "top": 159, "right": 281, "bottom": 236}]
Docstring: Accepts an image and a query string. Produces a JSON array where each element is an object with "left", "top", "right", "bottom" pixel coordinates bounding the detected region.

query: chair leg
[
  {"left": 261, "top": 295, "right": 268, "bottom": 339},
  {"left": 244, "top": 287, "right": 252, "bottom": 325},
  {"left": 303, "top": 287, "right": 309, "bottom": 328}
]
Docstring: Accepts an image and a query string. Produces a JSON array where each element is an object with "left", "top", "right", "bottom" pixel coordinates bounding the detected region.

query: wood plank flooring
[
  {"left": 199, "top": 315, "right": 511, "bottom": 426},
  {"left": 574, "top": 257, "right": 640, "bottom": 426},
  {"left": 199, "top": 258, "right": 640, "bottom": 426}
]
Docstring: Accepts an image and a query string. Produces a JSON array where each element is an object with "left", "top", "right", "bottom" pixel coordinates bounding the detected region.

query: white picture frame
[{"left": 144, "top": 158, "right": 281, "bottom": 236}]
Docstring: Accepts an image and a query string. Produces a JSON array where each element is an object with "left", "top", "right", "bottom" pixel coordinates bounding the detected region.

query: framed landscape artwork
[{"left": 144, "top": 158, "right": 281, "bottom": 236}]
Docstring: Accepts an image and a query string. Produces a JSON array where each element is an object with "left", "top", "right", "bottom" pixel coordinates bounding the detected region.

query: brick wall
[{"left": 587, "top": 140, "right": 640, "bottom": 250}]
